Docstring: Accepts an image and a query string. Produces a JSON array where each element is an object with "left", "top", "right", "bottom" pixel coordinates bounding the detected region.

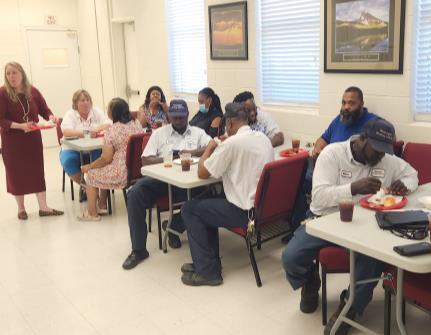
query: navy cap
[
  {"left": 224, "top": 102, "right": 247, "bottom": 118},
  {"left": 168, "top": 99, "right": 188, "bottom": 116},
  {"left": 363, "top": 118, "right": 395, "bottom": 155}
]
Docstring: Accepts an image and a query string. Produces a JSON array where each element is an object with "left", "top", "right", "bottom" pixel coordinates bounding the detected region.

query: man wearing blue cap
[
  {"left": 282, "top": 118, "right": 418, "bottom": 335},
  {"left": 122, "top": 99, "right": 211, "bottom": 270}
]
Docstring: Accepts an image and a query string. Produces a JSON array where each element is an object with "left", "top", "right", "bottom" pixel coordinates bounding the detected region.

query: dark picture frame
[
  {"left": 324, "top": 0, "right": 405, "bottom": 73},
  {"left": 209, "top": 1, "right": 248, "bottom": 60}
]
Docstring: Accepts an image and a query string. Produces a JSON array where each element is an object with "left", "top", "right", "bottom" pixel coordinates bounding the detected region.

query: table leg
[
  {"left": 330, "top": 250, "right": 356, "bottom": 335},
  {"left": 162, "top": 184, "right": 173, "bottom": 253},
  {"left": 396, "top": 268, "right": 407, "bottom": 335}
]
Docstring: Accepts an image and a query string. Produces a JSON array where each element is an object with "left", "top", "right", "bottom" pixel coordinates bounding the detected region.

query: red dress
[{"left": 0, "top": 86, "right": 53, "bottom": 195}]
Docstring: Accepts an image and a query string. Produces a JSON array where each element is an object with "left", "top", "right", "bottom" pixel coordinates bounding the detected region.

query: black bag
[{"left": 375, "top": 210, "right": 430, "bottom": 240}]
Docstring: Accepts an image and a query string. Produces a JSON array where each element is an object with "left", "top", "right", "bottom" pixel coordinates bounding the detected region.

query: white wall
[{"left": 97, "top": 0, "right": 430, "bottom": 144}]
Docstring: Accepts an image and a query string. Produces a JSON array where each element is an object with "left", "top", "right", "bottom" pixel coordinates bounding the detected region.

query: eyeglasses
[{"left": 391, "top": 226, "right": 429, "bottom": 240}]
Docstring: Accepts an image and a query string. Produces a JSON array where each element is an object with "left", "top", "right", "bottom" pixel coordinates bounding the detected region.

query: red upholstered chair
[
  {"left": 318, "top": 246, "right": 350, "bottom": 325},
  {"left": 402, "top": 142, "right": 431, "bottom": 185},
  {"left": 383, "top": 270, "right": 431, "bottom": 335},
  {"left": 229, "top": 152, "right": 309, "bottom": 286},
  {"left": 123, "top": 132, "right": 153, "bottom": 229},
  {"left": 56, "top": 118, "right": 75, "bottom": 200}
]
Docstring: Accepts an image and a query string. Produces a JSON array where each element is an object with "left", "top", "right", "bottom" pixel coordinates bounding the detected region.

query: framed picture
[
  {"left": 324, "top": 0, "right": 406, "bottom": 73},
  {"left": 209, "top": 1, "right": 248, "bottom": 60}
]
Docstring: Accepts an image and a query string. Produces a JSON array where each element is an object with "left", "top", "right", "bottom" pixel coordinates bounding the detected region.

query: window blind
[
  {"left": 259, "top": 0, "right": 320, "bottom": 104},
  {"left": 413, "top": 0, "right": 431, "bottom": 116},
  {"left": 167, "top": 0, "right": 207, "bottom": 94}
]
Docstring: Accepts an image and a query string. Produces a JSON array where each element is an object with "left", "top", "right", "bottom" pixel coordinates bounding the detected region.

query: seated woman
[
  {"left": 79, "top": 98, "right": 143, "bottom": 221},
  {"left": 60, "top": 89, "right": 112, "bottom": 184},
  {"left": 137, "top": 85, "right": 168, "bottom": 130},
  {"left": 189, "top": 87, "right": 223, "bottom": 138}
]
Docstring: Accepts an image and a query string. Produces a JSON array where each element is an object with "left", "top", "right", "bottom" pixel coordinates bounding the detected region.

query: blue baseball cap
[
  {"left": 168, "top": 99, "right": 189, "bottom": 117},
  {"left": 363, "top": 118, "right": 395, "bottom": 155}
]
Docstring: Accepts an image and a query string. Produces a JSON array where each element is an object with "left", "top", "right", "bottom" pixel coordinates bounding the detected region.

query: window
[
  {"left": 258, "top": 0, "right": 320, "bottom": 104},
  {"left": 167, "top": 0, "right": 207, "bottom": 94},
  {"left": 413, "top": 0, "right": 431, "bottom": 120}
]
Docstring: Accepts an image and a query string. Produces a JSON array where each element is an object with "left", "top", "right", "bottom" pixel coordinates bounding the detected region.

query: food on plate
[{"left": 383, "top": 196, "right": 396, "bottom": 207}]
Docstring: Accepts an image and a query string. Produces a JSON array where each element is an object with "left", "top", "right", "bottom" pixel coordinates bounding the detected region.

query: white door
[
  {"left": 123, "top": 23, "right": 141, "bottom": 111},
  {"left": 26, "top": 29, "right": 82, "bottom": 147}
]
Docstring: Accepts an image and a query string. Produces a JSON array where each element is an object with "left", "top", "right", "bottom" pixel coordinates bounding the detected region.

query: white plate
[{"left": 173, "top": 157, "right": 199, "bottom": 165}]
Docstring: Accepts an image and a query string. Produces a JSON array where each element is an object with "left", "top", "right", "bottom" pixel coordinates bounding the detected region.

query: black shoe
[
  {"left": 162, "top": 220, "right": 182, "bottom": 249},
  {"left": 79, "top": 187, "right": 87, "bottom": 203},
  {"left": 324, "top": 290, "right": 355, "bottom": 335},
  {"left": 181, "top": 271, "right": 223, "bottom": 286},
  {"left": 122, "top": 250, "right": 149, "bottom": 270},
  {"left": 300, "top": 266, "right": 321, "bottom": 313},
  {"left": 181, "top": 263, "right": 195, "bottom": 273}
]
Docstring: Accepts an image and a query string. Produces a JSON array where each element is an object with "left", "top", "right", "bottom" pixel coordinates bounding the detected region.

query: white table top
[
  {"left": 306, "top": 183, "right": 431, "bottom": 273},
  {"left": 60, "top": 138, "right": 104, "bottom": 151},
  {"left": 141, "top": 161, "right": 221, "bottom": 189}
]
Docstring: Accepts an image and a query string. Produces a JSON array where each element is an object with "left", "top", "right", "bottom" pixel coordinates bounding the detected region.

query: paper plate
[{"left": 359, "top": 194, "right": 408, "bottom": 211}]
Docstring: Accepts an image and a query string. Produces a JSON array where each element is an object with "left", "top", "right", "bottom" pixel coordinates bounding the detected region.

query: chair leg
[
  {"left": 246, "top": 237, "right": 262, "bottom": 287},
  {"left": 122, "top": 188, "right": 127, "bottom": 206},
  {"left": 70, "top": 179, "right": 74, "bottom": 201},
  {"left": 148, "top": 208, "right": 152, "bottom": 232},
  {"left": 157, "top": 208, "right": 162, "bottom": 250},
  {"left": 107, "top": 190, "right": 112, "bottom": 215},
  {"left": 257, "top": 230, "right": 262, "bottom": 250},
  {"left": 402, "top": 299, "right": 406, "bottom": 325},
  {"left": 322, "top": 266, "right": 327, "bottom": 325},
  {"left": 384, "top": 287, "right": 392, "bottom": 335},
  {"left": 62, "top": 169, "right": 65, "bottom": 192}
]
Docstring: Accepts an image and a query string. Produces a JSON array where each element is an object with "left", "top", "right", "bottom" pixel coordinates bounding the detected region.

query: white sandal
[{"left": 77, "top": 211, "right": 101, "bottom": 222}]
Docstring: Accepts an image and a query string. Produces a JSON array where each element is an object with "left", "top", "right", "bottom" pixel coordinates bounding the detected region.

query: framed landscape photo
[
  {"left": 324, "top": 0, "right": 406, "bottom": 73},
  {"left": 209, "top": 1, "right": 248, "bottom": 60}
]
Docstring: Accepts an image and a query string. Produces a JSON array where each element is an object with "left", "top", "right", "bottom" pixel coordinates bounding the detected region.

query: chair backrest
[
  {"left": 254, "top": 152, "right": 308, "bottom": 226},
  {"left": 55, "top": 117, "right": 63, "bottom": 146},
  {"left": 402, "top": 142, "right": 431, "bottom": 185},
  {"left": 125, "top": 132, "right": 151, "bottom": 186},
  {"left": 131, "top": 111, "right": 138, "bottom": 119},
  {"left": 142, "top": 132, "right": 152, "bottom": 151},
  {"left": 393, "top": 140, "right": 404, "bottom": 158}
]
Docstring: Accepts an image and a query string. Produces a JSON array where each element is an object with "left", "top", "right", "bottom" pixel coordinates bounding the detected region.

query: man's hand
[
  {"left": 351, "top": 177, "right": 382, "bottom": 195},
  {"left": 388, "top": 180, "right": 409, "bottom": 196}
]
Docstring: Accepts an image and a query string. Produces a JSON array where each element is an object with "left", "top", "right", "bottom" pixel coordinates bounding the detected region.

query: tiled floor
[{"left": 0, "top": 147, "right": 429, "bottom": 335}]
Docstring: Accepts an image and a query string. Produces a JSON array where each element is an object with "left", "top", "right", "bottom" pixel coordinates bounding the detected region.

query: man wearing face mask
[
  {"left": 281, "top": 118, "right": 418, "bottom": 335},
  {"left": 122, "top": 99, "right": 211, "bottom": 270},
  {"left": 180, "top": 102, "right": 274, "bottom": 286},
  {"left": 312, "top": 86, "right": 377, "bottom": 160}
]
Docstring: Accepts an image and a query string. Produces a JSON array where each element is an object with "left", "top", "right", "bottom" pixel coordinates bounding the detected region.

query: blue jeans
[
  {"left": 126, "top": 176, "right": 187, "bottom": 252},
  {"left": 60, "top": 149, "right": 102, "bottom": 176},
  {"left": 282, "top": 224, "right": 386, "bottom": 314},
  {"left": 181, "top": 198, "right": 248, "bottom": 276}
]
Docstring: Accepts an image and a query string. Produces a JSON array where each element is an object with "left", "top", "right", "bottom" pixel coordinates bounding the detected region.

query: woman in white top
[{"left": 59, "top": 89, "right": 112, "bottom": 184}]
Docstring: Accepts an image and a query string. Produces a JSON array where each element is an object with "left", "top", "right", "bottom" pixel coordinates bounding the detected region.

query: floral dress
[
  {"left": 143, "top": 105, "right": 168, "bottom": 128},
  {"left": 86, "top": 119, "right": 142, "bottom": 189}
]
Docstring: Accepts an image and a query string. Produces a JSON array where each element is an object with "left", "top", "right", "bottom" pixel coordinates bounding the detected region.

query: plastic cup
[
  {"left": 180, "top": 152, "right": 192, "bottom": 171},
  {"left": 163, "top": 151, "right": 173, "bottom": 168},
  {"left": 339, "top": 199, "right": 354, "bottom": 222},
  {"left": 292, "top": 139, "right": 300, "bottom": 153}
]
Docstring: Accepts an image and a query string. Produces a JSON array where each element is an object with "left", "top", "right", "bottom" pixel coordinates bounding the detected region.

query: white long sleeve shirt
[{"left": 310, "top": 137, "right": 418, "bottom": 216}]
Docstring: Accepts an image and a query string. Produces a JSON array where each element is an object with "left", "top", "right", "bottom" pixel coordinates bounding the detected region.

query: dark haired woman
[
  {"left": 138, "top": 85, "right": 168, "bottom": 129},
  {"left": 79, "top": 98, "right": 142, "bottom": 221},
  {"left": 190, "top": 87, "right": 223, "bottom": 138}
]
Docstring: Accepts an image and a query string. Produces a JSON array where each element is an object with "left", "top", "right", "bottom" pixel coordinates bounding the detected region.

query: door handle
[{"left": 126, "top": 84, "right": 140, "bottom": 98}]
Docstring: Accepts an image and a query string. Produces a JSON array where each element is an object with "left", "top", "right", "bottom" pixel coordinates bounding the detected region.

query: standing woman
[
  {"left": 0, "top": 62, "right": 64, "bottom": 220},
  {"left": 137, "top": 85, "right": 169, "bottom": 129},
  {"left": 190, "top": 87, "right": 223, "bottom": 138}
]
